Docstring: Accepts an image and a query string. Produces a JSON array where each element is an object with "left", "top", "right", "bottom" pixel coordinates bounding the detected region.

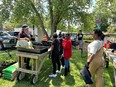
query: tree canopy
[
  {"left": 93, "top": 0, "right": 116, "bottom": 32},
  {"left": 0, "top": 0, "right": 95, "bottom": 39}
]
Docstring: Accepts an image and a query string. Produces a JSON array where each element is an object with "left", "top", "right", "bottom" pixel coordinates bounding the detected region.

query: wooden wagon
[{"left": 16, "top": 51, "right": 48, "bottom": 84}]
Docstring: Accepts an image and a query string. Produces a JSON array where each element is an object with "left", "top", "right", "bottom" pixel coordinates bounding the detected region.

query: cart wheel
[
  {"left": 17, "top": 72, "right": 25, "bottom": 81},
  {"left": 31, "top": 75, "right": 36, "bottom": 84}
]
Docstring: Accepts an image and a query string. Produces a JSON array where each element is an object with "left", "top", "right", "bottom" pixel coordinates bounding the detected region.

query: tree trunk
[
  {"left": 29, "top": 0, "right": 50, "bottom": 40},
  {"left": 48, "top": 0, "right": 55, "bottom": 38},
  {"left": 68, "top": 20, "right": 70, "bottom": 33}
]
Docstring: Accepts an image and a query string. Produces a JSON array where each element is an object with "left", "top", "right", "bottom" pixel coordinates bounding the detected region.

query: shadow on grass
[
  {"left": 71, "top": 49, "right": 87, "bottom": 70},
  {"left": 12, "top": 56, "right": 75, "bottom": 87},
  {"left": 64, "top": 73, "right": 75, "bottom": 86},
  {"left": 104, "top": 62, "right": 115, "bottom": 87}
]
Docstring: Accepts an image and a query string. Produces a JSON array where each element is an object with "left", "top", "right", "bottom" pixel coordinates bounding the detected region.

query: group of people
[
  {"left": 48, "top": 32, "right": 72, "bottom": 77},
  {"left": 48, "top": 29, "right": 105, "bottom": 87},
  {"left": 17, "top": 24, "right": 105, "bottom": 87}
]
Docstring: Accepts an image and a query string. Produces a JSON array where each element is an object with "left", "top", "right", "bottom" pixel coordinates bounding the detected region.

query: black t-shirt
[
  {"left": 20, "top": 33, "right": 35, "bottom": 41},
  {"left": 51, "top": 39, "right": 60, "bottom": 56},
  {"left": 78, "top": 33, "right": 83, "bottom": 40},
  {"left": 58, "top": 38, "right": 63, "bottom": 55},
  {"left": 20, "top": 33, "right": 30, "bottom": 38}
]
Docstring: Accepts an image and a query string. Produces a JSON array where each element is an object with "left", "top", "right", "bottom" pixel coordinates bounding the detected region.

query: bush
[{"left": 83, "top": 35, "right": 93, "bottom": 40}]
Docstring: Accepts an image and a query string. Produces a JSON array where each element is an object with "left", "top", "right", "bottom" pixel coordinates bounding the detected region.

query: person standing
[
  {"left": 62, "top": 33, "right": 72, "bottom": 76},
  {"left": 77, "top": 30, "right": 83, "bottom": 50},
  {"left": 48, "top": 33, "right": 61, "bottom": 78},
  {"left": 58, "top": 32, "right": 65, "bottom": 68},
  {"left": 85, "top": 29, "right": 105, "bottom": 87},
  {"left": 18, "top": 24, "right": 31, "bottom": 69}
]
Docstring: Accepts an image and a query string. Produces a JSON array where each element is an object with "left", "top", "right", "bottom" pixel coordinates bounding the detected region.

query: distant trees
[
  {"left": 93, "top": 0, "right": 116, "bottom": 32},
  {"left": 0, "top": 0, "right": 95, "bottom": 39}
]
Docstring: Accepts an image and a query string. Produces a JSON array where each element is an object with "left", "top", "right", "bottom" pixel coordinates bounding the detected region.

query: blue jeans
[{"left": 65, "top": 59, "right": 70, "bottom": 68}]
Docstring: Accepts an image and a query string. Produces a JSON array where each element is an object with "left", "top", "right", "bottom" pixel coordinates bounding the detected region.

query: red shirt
[
  {"left": 62, "top": 38, "right": 72, "bottom": 59},
  {"left": 104, "top": 41, "right": 111, "bottom": 49}
]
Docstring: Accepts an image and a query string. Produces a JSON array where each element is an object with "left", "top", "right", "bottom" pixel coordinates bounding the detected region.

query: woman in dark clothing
[
  {"left": 48, "top": 33, "right": 61, "bottom": 78},
  {"left": 58, "top": 32, "right": 65, "bottom": 68},
  {"left": 18, "top": 25, "right": 31, "bottom": 69}
]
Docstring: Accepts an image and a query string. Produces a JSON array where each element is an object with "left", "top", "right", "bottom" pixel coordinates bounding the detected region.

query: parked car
[
  {"left": 0, "top": 31, "right": 17, "bottom": 50},
  {"left": 7, "top": 31, "right": 19, "bottom": 37}
]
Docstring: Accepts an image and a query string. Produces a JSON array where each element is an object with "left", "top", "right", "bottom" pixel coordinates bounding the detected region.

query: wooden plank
[
  {"left": 36, "top": 59, "right": 38, "bottom": 71},
  {"left": 104, "top": 48, "right": 116, "bottom": 87},
  {"left": 37, "top": 56, "right": 46, "bottom": 74},
  {"left": 32, "top": 59, "right": 34, "bottom": 71},
  {"left": 17, "top": 68, "right": 38, "bottom": 75},
  {"left": 113, "top": 59, "right": 116, "bottom": 69},
  {"left": 21, "top": 57, "right": 24, "bottom": 68},
  {"left": 16, "top": 51, "right": 48, "bottom": 80},
  {"left": 16, "top": 52, "right": 38, "bottom": 59},
  {"left": 16, "top": 51, "right": 48, "bottom": 59},
  {"left": 114, "top": 68, "right": 116, "bottom": 87}
]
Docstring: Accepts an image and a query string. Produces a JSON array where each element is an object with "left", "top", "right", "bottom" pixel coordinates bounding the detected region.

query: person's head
[
  {"left": 79, "top": 30, "right": 82, "bottom": 34},
  {"left": 22, "top": 24, "right": 29, "bottom": 33},
  {"left": 93, "top": 29, "right": 104, "bottom": 40},
  {"left": 65, "top": 33, "right": 70, "bottom": 39},
  {"left": 59, "top": 32, "right": 62, "bottom": 38},
  {"left": 52, "top": 33, "right": 58, "bottom": 40}
]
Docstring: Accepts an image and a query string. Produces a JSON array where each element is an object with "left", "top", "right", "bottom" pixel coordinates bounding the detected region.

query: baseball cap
[{"left": 22, "top": 24, "right": 28, "bottom": 29}]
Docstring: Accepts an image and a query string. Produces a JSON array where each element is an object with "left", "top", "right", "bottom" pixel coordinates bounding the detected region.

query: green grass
[
  {"left": 0, "top": 49, "right": 114, "bottom": 87},
  {"left": 0, "top": 50, "right": 17, "bottom": 63}
]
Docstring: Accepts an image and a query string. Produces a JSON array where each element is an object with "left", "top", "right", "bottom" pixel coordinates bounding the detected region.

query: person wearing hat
[
  {"left": 48, "top": 33, "right": 61, "bottom": 78},
  {"left": 18, "top": 24, "right": 30, "bottom": 40},
  {"left": 18, "top": 24, "right": 31, "bottom": 69}
]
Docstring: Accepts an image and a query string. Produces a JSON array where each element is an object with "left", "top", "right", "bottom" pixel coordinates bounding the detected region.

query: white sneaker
[
  {"left": 61, "top": 65, "right": 65, "bottom": 69},
  {"left": 49, "top": 74, "right": 56, "bottom": 78},
  {"left": 56, "top": 70, "right": 61, "bottom": 74}
]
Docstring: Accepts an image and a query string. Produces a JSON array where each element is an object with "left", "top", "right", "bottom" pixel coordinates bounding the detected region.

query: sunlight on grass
[{"left": 0, "top": 49, "right": 114, "bottom": 87}]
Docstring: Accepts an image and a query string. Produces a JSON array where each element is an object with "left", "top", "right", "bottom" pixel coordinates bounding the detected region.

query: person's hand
[
  {"left": 48, "top": 48, "right": 51, "bottom": 52},
  {"left": 85, "top": 62, "right": 90, "bottom": 69},
  {"left": 25, "top": 37, "right": 30, "bottom": 41}
]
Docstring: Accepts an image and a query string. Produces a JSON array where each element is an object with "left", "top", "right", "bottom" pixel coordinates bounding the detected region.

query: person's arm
[
  {"left": 18, "top": 32, "right": 21, "bottom": 40},
  {"left": 87, "top": 43, "right": 98, "bottom": 63},
  {"left": 48, "top": 45, "right": 54, "bottom": 52},
  {"left": 87, "top": 53, "right": 94, "bottom": 63},
  {"left": 48, "top": 41, "right": 55, "bottom": 51}
]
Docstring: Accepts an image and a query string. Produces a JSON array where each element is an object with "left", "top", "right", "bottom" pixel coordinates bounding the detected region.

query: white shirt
[{"left": 88, "top": 40, "right": 103, "bottom": 55}]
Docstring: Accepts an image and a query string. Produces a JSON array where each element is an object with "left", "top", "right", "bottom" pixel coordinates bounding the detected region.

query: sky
[
  {"left": 0, "top": 0, "right": 2, "bottom": 4},
  {"left": 88, "top": 0, "right": 96, "bottom": 13}
]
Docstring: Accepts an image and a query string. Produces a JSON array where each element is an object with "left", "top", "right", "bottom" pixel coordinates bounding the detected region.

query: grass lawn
[{"left": 0, "top": 49, "right": 114, "bottom": 87}]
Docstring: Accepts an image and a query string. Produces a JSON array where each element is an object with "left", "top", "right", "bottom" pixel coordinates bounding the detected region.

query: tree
[
  {"left": 0, "top": 0, "right": 93, "bottom": 39},
  {"left": 93, "top": 0, "right": 116, "bottom": 32}
]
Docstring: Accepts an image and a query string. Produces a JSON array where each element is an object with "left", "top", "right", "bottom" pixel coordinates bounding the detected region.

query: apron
[{"left": 88, "top": 47, "right": 104, "bottom": 87}]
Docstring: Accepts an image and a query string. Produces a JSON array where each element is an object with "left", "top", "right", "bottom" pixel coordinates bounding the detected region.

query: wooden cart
[
  {"left": 16, "top": 51, "right": 48, "bottom": 84},
  {"left": 104, "top": 48, "right": 116, "bottom": 87}
]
